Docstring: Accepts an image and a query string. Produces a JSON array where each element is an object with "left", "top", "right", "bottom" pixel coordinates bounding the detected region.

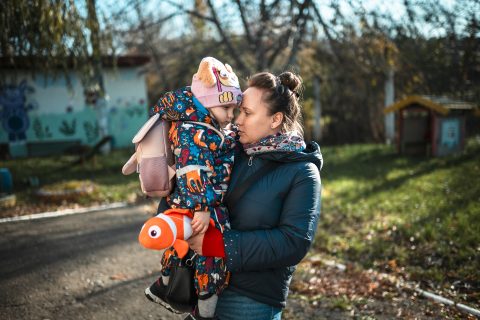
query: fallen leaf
[{"left": 109, "top": 273, "right": 128, "bottom": 281}]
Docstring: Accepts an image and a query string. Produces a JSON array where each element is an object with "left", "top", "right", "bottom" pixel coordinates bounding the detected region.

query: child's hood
[{"left": 149, "top": 86, "right": 219, "bottom": 126}]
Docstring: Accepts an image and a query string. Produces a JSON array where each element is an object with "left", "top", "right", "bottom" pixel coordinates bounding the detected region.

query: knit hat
[{"left": 191, "top": 57, "right": 242, "bottom": 109}]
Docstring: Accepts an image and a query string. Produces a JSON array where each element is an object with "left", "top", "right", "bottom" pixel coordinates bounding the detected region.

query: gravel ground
[{"left": 0, "top": 205, "right": 183, "bottom": 320}]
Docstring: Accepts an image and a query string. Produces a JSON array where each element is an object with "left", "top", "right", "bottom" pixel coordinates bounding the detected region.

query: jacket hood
[
  {"left": 255, "top": 141, "right": 323, "bottom": 171},
  {"left": 149, "top": 86, "right": 220, "bottom": 127}
]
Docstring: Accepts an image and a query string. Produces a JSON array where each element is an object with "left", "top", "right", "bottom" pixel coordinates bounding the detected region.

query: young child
[{"left": 144, "top": 57, "right": 242, "bottom": 320}]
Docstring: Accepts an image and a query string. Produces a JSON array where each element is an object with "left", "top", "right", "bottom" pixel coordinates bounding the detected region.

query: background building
[{"left": 0, "top": 56, "right": 150, "bottom": 157}]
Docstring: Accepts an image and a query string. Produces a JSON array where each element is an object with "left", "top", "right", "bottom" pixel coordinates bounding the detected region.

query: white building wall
[{"left": 0, "top": 66, "right": 149, "bottom": 151}]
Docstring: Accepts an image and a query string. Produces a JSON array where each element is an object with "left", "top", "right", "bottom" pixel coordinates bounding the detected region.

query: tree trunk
[
  {"left": 313, "top": 75, "right": 322, "bottom": 142},
  {"left": 87, "top": 0, "right": 110, "bottom": 153}
]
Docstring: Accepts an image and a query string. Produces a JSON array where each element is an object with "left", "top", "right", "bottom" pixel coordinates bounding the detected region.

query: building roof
[
  {"left": 384, "top": 95, "right": 478, "bottom": 115},
  {"left": 0, "top": 55, "right": 150, "bottom": 69}
]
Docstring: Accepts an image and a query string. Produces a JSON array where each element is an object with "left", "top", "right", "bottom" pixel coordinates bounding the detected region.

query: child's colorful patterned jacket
[{"left": 149, "top": 86, "right": 237, "bottom": 225}]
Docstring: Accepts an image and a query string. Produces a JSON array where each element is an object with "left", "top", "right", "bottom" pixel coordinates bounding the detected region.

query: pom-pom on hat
[{"left": 191, "top": 57, "right": 242, "bottom": 109}]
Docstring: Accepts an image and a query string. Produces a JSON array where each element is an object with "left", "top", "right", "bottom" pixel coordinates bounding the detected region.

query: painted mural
[
  {"left": 0, "top": 79, "right": 148, "bottom": 156},
  {"left": 0, "top": 80, "right": 36, "bottom": 142},
  {"left": 23, "top": 97, "right": 148, "bottom": 147}
]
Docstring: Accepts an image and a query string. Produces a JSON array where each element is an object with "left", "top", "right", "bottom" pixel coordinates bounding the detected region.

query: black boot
[{"left": 144, "top": 278, "right": 182, "bottom": 314}]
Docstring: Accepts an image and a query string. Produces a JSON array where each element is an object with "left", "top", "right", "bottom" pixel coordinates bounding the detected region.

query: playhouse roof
[{"left": 384, "top": 95, "right": 478, "bottom": 115}]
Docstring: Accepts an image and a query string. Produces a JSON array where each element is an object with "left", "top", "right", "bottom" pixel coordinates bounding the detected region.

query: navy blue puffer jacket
[{"left": 221, "top": 141, "right": 322, "bottom": 308}]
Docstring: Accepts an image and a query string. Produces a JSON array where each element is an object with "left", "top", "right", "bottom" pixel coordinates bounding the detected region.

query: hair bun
[{"left": 278, "top": 72, "right": 302, "bottom": 93}]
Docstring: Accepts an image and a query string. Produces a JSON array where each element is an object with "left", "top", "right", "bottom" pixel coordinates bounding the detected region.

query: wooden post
[
  {"left": 384, "top": 68, "right": 395, "bottom": 144},
  {"left": 398, "top": 109, "right": 404, "bottom": 154},
  {"left": 313, "top": 75, "right": 322, "bottom": 142},
  {"left": 431, "top": 114, "right": 438, "bottom": 157}
]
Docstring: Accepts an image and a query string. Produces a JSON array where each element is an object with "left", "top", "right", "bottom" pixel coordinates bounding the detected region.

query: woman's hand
[
  {"left": 187, "top": 232, "right": 205, "bottom": 255},
  {"left": 191, "top": 211, "right": 210, "bottom": 235}
]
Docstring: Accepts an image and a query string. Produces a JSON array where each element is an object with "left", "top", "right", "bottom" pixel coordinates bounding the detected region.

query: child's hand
[{"left": 191, "top": 211, "right": 210, "bottom": 235}]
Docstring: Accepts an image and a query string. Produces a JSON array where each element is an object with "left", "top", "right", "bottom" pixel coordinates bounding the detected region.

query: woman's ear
[{"left": 271, "top": 112, "right": 284, "bottom": 130}]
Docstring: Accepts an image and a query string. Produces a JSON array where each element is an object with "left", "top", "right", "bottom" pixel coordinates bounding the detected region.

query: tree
[
  {"left": 1, "top": 0, "right": 114, "bottom": 86},
  {"left": 111, "top": 0, "right": 479, "bottom": 143},
  {"left": 163, "top": 0, "right": 314, "bottom": 76},
  {"left": 1, "top": 0, "right": 116, "bottom": 147}
]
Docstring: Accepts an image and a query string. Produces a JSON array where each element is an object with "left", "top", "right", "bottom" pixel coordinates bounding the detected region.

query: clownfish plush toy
[{"left": 138, "top": 209, "right": 216, "bottom": 258}]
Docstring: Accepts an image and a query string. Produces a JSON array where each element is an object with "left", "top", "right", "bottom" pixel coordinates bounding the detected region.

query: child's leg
[
  {"left": 160, "top": 246, "right": 178, "bottom": 285},
  {"left": 145, "top": 247, "right": 181, "bottom": 312},
  {"left": 194, "top": 255, "right": 228, "bottom": 318}
]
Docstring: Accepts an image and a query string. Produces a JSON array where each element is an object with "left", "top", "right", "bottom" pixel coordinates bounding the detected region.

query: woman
[{"left": 187, "top": 71, "right": 323, "bottom": 320}]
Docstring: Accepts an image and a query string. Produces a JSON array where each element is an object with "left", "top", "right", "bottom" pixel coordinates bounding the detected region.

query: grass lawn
[
  {"left": 0, "top": 149, "right": 144, "bottom": 216},
  {"left": 315, "top": 138, "right": 480, "bottom": 305}
]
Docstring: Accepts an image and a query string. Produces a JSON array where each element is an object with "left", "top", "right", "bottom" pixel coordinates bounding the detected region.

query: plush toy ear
[
  {"left": 194, "top": 57, "right": 216, "bottom": 87},
  {"left": 225, "top": 63, "right": 233, "bottom": 72}
]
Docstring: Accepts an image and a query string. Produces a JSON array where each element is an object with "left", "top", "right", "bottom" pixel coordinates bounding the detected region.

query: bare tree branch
[
  {"left": 204, "top": 0, "right": 250, "bottom": 74},
  {"left": 268, "top": 0, "right": 282, "bottom": 9},
  {"left": 115, "top": 12, "right": 180, "bottom": 35},
  {"left": 265, "top": 1, "right": 294, "bottom": 68},
  {"left": 132, "top": 1, "right": 165, "bottom": 77},
  {"left": 403, "top": 0, "right": 420, "bottom": 36},
  {"left": 164, "top": 0, "right": 215, "bottom": 22},
  {"left": 266, "top": 0, "right": 310, "bottom": 69},
  {"left": 255, "top": 0, "right": 268, "bottom": 70},
  {"left": 285, "top": 0, "right": 313, "bottom": 67},
  {"left": 234, "top": 0, "right": 254, "bottom": 45},
  {"left": 164, "top": 0, "right": 250, "bottom": 74},
  {"left": 311, "top": 2, "right": 341, "bottom": 64}
]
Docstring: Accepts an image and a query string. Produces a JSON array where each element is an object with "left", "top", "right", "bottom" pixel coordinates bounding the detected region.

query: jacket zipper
[{"left": 248, "top": 155, "right": 253, "bottom": 166}]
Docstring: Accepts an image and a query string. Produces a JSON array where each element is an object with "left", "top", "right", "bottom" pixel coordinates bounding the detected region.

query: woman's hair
[{"left": 247, "top": 71, "right": 304, "bottom": 136}]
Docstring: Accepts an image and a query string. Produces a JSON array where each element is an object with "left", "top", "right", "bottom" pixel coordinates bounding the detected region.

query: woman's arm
[{"left": 193, "top": 163, "right": 321, "bottom": 271}]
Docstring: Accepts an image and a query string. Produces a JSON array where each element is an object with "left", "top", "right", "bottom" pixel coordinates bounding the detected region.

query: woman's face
[{"left": 235, "top": 87, "right": 278, "bottom": 145}]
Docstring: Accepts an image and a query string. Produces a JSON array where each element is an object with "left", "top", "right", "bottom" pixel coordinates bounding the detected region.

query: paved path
[{"left": 0, "top": 206, "right": 184, "bottom": 320}]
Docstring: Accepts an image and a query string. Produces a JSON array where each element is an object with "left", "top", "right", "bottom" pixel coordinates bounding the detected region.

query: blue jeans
[{"left": 215, "top": 289, "right": 282, "bottom": 320}]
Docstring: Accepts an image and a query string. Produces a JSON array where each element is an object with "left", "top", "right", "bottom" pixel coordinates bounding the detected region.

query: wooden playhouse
[{"left": 384, "top": 95, "right": 478, "bottom": 157}]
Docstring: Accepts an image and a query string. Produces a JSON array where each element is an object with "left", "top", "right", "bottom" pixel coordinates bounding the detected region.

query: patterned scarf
[{"left": 243, "top": 131, "right": 306, "bottom": 155}]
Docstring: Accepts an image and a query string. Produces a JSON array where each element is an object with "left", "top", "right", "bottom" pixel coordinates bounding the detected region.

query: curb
[{"left": 0, "top": 202, "right": 130, "bottom": 224}]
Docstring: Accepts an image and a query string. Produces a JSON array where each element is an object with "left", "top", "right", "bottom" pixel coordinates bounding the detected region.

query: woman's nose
[{"left": 235, "top": 113, "right": 243, "bottom": 125}]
